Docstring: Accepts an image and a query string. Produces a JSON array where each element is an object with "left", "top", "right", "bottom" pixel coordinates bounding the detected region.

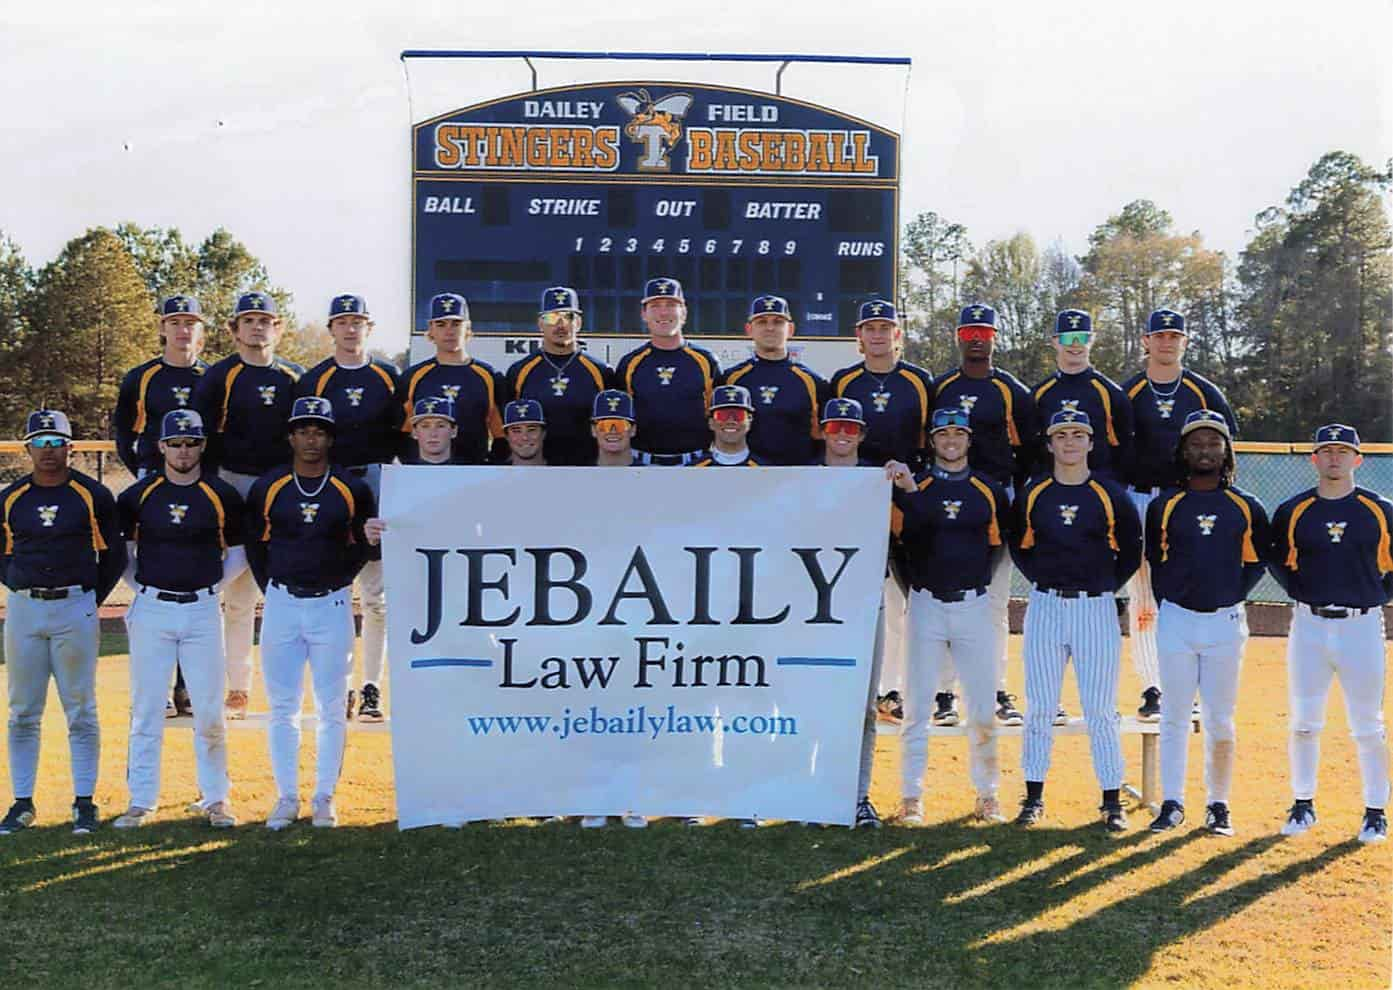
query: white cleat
[
  {"left": 113, "top": 806, "right": 154, "bottom": 829},
  {"left": 266, "top": 797, "right": 300, "bottom": 831},
  {"left": 311, "top": 795, "right": 338, "bottom": 828},
  {"left": 1280, "top": 801, "right": 1316, "bottom": 836}
]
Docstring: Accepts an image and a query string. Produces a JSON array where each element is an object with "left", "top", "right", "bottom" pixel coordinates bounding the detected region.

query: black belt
[
  {"left": 27, "top": 587, "right": 88, "bottom": 601},
  {"left": 919, "top": 586, "right": 987, "bottom": 603},
  {"left": 640, "top": 451, "right": 702, "bottom": 466},
  {"left": 271, "top": 580, "right": 336, "bottom": 599},
  {"left": 1309, "top": 605, "right": 1373, "bottom": 619},
  {"left": 143, "top": 586, "right": 215, "bottom": 604},
  {"left": 1039, "top": 588, "right": 1105, "bottom": 599}
]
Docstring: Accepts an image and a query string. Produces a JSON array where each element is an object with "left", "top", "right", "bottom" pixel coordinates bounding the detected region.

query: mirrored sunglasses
[
  {"left": 28, "top": 435, "right": 69, "bottom": 449},
  {"left": 823, "top": 420, "right": 862, "bottom": 437},
  {"left": 957, "top": 326, "right": 995, "bottom": 343},
  {"left": 711, "top": 408, "right": 750, "bottom": 423},
  {"left": 540, "top": 312, "right": 578, "bottom": 327},
  {"left": 1056, "top": 331, "right": 1093, "bottom": 347},
  {"left": 593, "top": 418, "right": 630, "bottom": 434}
]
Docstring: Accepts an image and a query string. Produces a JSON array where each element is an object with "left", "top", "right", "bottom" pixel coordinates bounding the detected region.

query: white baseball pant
[
  {"left": 1157, "top": 601, "right": 1246, "bottom": 805},
  {"left": 933, "top": 550, "right": 1013, "bottom": 695},
  {"left": 1022, "top": 589, "right": 1125, "bottom": 789},
  {"left": 218, "top": 469, "right": 261, "bottom": 695},
  {"left": 858, "top": 597, "right": 888, "bottom": 800},
  {"left": 259, "top": 583, "right": 355, "bottom": 801},
  {"left": 901, "top": 588, "right": 1001, "bottom": 800},
  {"left": 123, "top": 588, "right": 229, "bottom": 809},
  {"left": 1286, "top": 606, "right": 1389, "bottom": 808},
  {"left": 1126, "top": 487, "right": 1161, "bottom": 690}
]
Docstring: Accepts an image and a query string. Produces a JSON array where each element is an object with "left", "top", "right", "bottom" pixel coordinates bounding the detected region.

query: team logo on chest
[
  {"left": 1196, "top": 513, "right": 1216, "bottom": 535},
  {"left": 1326, "top": 521, "right": 1348, "bottom": 543},
  {"left": 1059, "top": 504, "right": 1080, "bottom": 526},
  {"left": 1060, "top": 399, "right": 1081, "bottom": 414},
  {"left": 171, "top": 386, "right": 192, "bottom": 407},
  {"left": 440, "top": 384, "right": 461, "bottom": 401},
  {"left": 37, "top": 505, "right": 59, "bottom": 527},
  {"left": 1156, "top": 399, "right": 1176, "bottom": 419},
  {"left": 344, "top": 387, "right": 365, "bottom": 408},
  {"left": 759, "top": 385, "right": 779, "bottom": 405},
  {"left": 657, "top": 367, "right": 676, "bottom": 386},
  {"left": 942, "top": 500, "right": 963, "bottom": 520},
  {"left": 168, "top": 504, "right": 189, "bottom": 525},
  {"left": 958, "top": 394, "right": 978, "bottom": 414},
  {"left": 299, "top": 502, "right": 320, "bottom": 523},
  {"left": 871, "top": 389, "right": 891, "bottom": 412},
  {"left": 550, "top": 376, "right": 570, "bottom": 396},
  {"left": 257, "top": 385, "right": 277, "bottom": 406}
]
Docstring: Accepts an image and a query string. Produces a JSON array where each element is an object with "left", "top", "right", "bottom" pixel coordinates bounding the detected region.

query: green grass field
[{"left": 0, "top": 634, "right": 1389, "bottom": 988}]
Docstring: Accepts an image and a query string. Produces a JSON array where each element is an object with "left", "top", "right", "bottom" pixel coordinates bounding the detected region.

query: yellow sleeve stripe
[
  {"left": 370, "top": 364, "right": 396, "bottom": 393},
  {"left": 2, "top": 481, "right": 32, "bottom": 554},
  {"left": 623, "top": 347, "right": 652, "bottom": 394},
  {"left": 329, "top": 477, "right": 357, "bottom": 542},
  {"left": 1033, "top": 377, "right": 1057, "bottom": 401},
  {"left": 1223, "top": 489, "right": 1259, "bottom": 563},
  {"left": 67, "top": 480, "right": 107, "bottom": 553},
  {"left": 132, "top": 476, "right": 166, "bottom": 543},
  {"left": 1127, "top": 379, "right": 1147, "bottom": 400},
  {"left": 1183, "top": 377, "right": 1208, "bottom": 407},
  {"left": 791, "top": 367, "right": 822, "bottom": 439},
  {"left": 1019, "top": 478, "right": 1053, "bottom": 549},
  {"left": 1089, "top": 379, "right": 1120, "bottom": 447},
  {"left": 132, "top": 364, "right": 162, "bottom": 435},
  {"left": 578, "top": 355, "right": 606, "bottom": 392},
  {"left": 686, "top": 347, "right": 714, "bottom": 409},
  {"left": 468, "top": 363, "right": 504, "bottom": 438},
  {"left": 991, "top": 377, "right": 1021, "bottom": 446},
  {"left": 219, "top": 363, "right": 245, "bottom": 432},
  {"left": 897, "top": 367, "right": 931, "bottom": 448},
  {"left": 1087, "top": 480, "right": 1120, "bottom": 553},
  {"left": 968, "top": 476, "right": 1002, "bottom": 546},
  {"left": 1158, "top": 491, "right": 1187, "bottom": 561},
  {"left": 1356, "top": 495, "right": 1393, "bottom": 573},
  {"left": 1284, "top": 495, "right": 1317, "bottom": 571},
  {"left": 260, "top": 475, "right": 294, "bottom": 541},
  {"left": 835, "top": 367, "right": 864, "bottom": 397},
  {"left": 197, "top": 481, "right": 228, "bottom": 553},
  {"left": 693, "top": 458, "right": 713, "bottom": 467},
  {"left": 916, "top": 476, "right": 934, "bottom": 492},
  {"left": 938, "top": 370, "right": 961, "bottom": 391},
  {"left": 401, "top": 361, "right": 437, "bottom": 433},
  {"left": 277, "top": 361, "right": 302, "bottom": 384},
  {"left": 314, "top": 366, "right": 336, "bottom": 396},
  {"left": 514, "top": 355, "right": 543, "bottom": 393}
]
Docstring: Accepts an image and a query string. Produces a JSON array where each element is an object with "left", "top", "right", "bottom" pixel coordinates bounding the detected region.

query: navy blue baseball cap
[
  {"left": 592, "top": 389, "right": 635, "bottom": 422},
  {"left": 504, "top": 399, "right": 546, "bottom": 427},
  {"left": 160, "top": 409, "right": 206, "bottom": 441},
  {"left": 1146, "top": 309, "right": 1186, "bottom": 334},
  {"left": 856, "top": 299, "right": 899, "bottom": 326},
  {"left": 430, "top": 293, "right": 469, "bottom": 322},
  {"left": 821, "top": 397, "right": 865, "bottom": 425},
  {"left": 749, "top": 294, "right": 791, "bottom": 319},
  {"left": 1046, "top": 409, "right": 1094, "bottom": 435},
  {"left": 1312, "top": 423, "right": 1361, "bottom": 453},
  {"left": 958, "top": 303, "right": 998, "bottom": 330},
  {"left": 710, "top": 384, "right": 754, "bottom": 412},
  {"left": 159, "top": 295, "right": 204, "bottom": 319},
  {"left": 540, "top": 286, "right": 582, "bottom": 315},
  {"left": 642, "top": 277, "right": 684, "bottom": 304},
  {"left": 328, "top": 294, "right": 370, "bottom": 321},
  {"left": 288, "top": 396, "right": 334, "bottom": 429},
  {"left": 1179, "top": 409, "right": 1230, "bottom": 441},
  {"left": 1055, "top": 310, "right": 1093, "bottom": 335},
  {"left": 234, "top": 291, "right": 277, "bottom": 317},
  {"left": 411, "top": 396, "right": 456, "bottom": 424},
  {"left": 23, "top": 409, "right": 72, "bottom": 441},
  {"left": 931, "top": 407, "right": 973, "bottom": 433}
]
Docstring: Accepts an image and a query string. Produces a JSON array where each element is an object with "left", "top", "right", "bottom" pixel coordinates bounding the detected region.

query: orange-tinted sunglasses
[
  {"left": 823, "top": 420, "right": 862, "bottom": 437},
  {"left": 712, "top": 408, "right": 750, "bottom": 423}
]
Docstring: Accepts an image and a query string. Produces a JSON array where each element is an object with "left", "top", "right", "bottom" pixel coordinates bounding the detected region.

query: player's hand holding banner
[{"left": 380, "top": 466, "right": 887, "bottom": 829}]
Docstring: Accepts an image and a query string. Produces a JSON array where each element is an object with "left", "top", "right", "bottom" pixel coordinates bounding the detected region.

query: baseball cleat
[
  {"left": 358, "top": 682, "right": 384, "bottom": 722},
  {"left": 738, "top": 817, "right": 762, "bottom": 829},
  {"left": 876, "top": 691, "right": 904, "bottom": 724},
  {"left": 1053, "top": 706, "right": 1070, "bottom": 726},
  {"left": 113, "top": 805, "right": 155, "bottom": 829},
  {"left": 1205, "top": 802, "right": 1234, "bottom": 836},
  {"left": 897, "top": 798, "right": 924, "bottom": 826},
  {"left": 1100, "top": 802, "right": 1128, "bottom": 832},
  {"left": 173, "top": 685, "right": 193, "bottom": 717},
  {"left": 1357, "top": 809, "right": 1387, "bottom": 844},
  {"left": 311, "top": 795, "right": 338, "bottom": 828},
  {"left": 973, "top": 795, "right": 1007, "bottom": 823},
  {"left": 224, "top": 690, "right": 249, "bottom": 720},
  {"left": 0, "top": 801, "right": 36, "bottom": 835},
  {"left": 266, "top": 797, "right": 301, "bottom": 831},
  {"left": 854, "top": 797, "right": 882, "bottom": 829},
  {"left": 205, "top": 802, "right": 238, "bottom": 829},
  {"left": 1280, "top": 800, "right": 1316, "bottom": 836},
  {"left": 580, "top": 816, "right": 608, "bottom": 829},
  {"left": 1014, "top": 798, "right": 1045, "bottom": 827},
  {"left": 621, "top": 813, "right": 647, "bottom": 829},
  {"left": 932, "top": 692, "right": 959, "bottom": 727},
  {"left": 71, "top": 800, "right": 100, "bottom": 835},
  {"left": 684, "top": 816, "right": 706, "bottom": 827},
  {"left": 164, "top": 697, "right": 178, "bottom": 719},
  {"left": 1137, "top": 687, "right": 1162, "bottom": 722},
  {"left": 995, "top": 691, "right": 1023, "bottom": 726},
  {"left": 1148, "top": 800, "right": 1185, "bottom": 832}
]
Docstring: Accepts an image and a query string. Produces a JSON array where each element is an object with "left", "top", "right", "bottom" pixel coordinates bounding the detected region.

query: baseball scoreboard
[{"left": 411, "top": 77, "right": 900, "bottom": 372}]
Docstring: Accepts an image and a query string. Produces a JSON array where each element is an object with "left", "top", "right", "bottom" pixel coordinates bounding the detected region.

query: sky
[{"left": 2, "top": 0, "right": 1390, "bottom": 352}]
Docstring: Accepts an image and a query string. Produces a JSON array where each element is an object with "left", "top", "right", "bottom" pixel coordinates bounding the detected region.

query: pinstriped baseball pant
[
  {"left": 1126, "top": 487, "right": 1161, "bottom": 690},
  {"left": 1022, "top": 589, "right": 1125, "bottom": 789}
]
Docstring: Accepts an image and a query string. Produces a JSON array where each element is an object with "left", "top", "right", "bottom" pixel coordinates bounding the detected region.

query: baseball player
[
  {"left": 723, "top": 295, "right": 829, "bottom": 466},
  {"left": 1145, "top": 410, "right": 1268, "bottom": 836},
  {"left": 194, "top": 291, "right": 304, "bottom": 719},
  {"left": 397, "top": 292, "right": 504, "bottom": 465},
  {"left": 362, "top": 397, "right": 459, "bottom": 549},
  {"left": 886, "top": 407, "right": 1012, "bottom": 826},
  {"left": 245, "top": 397, "right": 376, "bottom": 830},
  {"left": 505, "top": 287, "right": 612, "bottom": 466},
  {"left": 1268, "top": 424, "right": 1391, "bottom": 844},
  {"left": 1122, "top": 309, "right": 1237, "bottom": 722},
  {"left": 1010, "top": 409, "right": 1143, "bottom": 831},
  {"left": 502, "top": 399, "right": 548, "bottom": 466},
  {"left": 931, "top": 304, "right": 1036, "bottom": 728},
  {"left": 1031, "top": 310, "right": 1133, "bottom": 483},
  {"left": 616, "top": 278, "right": 724, "bottom": 465},
  {"left": 114, "top": 410, "right": 245, "bottom": 829},
  {"left": 0, "top": 410, "right": 126, "bottom": 836},
  {"left": 691, "top": 386, "right": 761, "bottom": 467},
  {"left": 591, "top": 389, "right": 641, "bottom": 466},
  {"left": 298, "top": 294, "right": 402, "bottom": 723}
]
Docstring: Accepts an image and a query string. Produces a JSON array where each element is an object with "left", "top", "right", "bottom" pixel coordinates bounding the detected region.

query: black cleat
[
  {"left": 358, "top": 682, "right": 384, "bottom": 722},
  {"left": 173, "top": 685, "right": 193, "bottom": 717},
  {"left": 1101, "top": 802, "right": 1128, "bottom": 832},
  {"left": 1137, "top": 686, "right": 1161, "bottom": 722},
  {"left": 876, "top": 691, "right": 904, "bottom": 725},
  {"left": 0, "top": 801, "right": 36, "bottom": 835},
  {"left": 1205, "top": 802, "right": 1234, "bottom": 836},
  {"left": 71, "top": 799, "right": 99, "bottom": 835},
  {"left": 995, "top": 691, "right": 1023, "bottom": 726},
  {"left": 1281, "top": 799, "right": 1316, "bottom": 836},
  {"left": 854, "top": 797, "right": 882, "bottom": 829},
  {"left": 1014, "top": 798, "right": 1044, "bottom": 827},
  {"left": 1149, "top": 799, "right": 1185, "bottom": 832},
  {"left": 1357, "top": 808, "right": 1387, "bottom": 844},
  {"left": 932, "top": 692, "right": 959, "bottom": 727}
]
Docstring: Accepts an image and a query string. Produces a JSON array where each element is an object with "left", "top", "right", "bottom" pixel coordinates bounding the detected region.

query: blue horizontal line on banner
[
  {"left": 775, "top": 656, "right": 857, "bottom": 667},
  {"left": 400, "top": 50, "right": 911, "bottom": 66},
  {"left": 410, "top": 658, "right": 494, "bottom": 669}
]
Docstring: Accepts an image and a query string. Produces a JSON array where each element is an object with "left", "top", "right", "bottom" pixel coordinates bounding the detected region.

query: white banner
[{"left": 381, "top": 465, "right": 888, "bottom": 830}]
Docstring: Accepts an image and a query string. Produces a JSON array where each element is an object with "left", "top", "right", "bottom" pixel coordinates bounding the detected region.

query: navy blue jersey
[
  {"left": 930, "top": 367, "right": 1034, "bottom": 490},
  {"left": 691, "top": 452, "right": 762, "bottom": 467},
  {"left": 1012, "top": 474, "right": 1142, "bottom": 593},
  {"left": 1031, "top": 369, "right": 1133, "bottom": 481},
  {"left": 506, "top": 350, "right": 613, "bottom": 466},
  {"left": 1268, "top": 486, "right": 1393, "bottom": 608},
  {"left": 830, "top": 360, "right": 934, "bottom": 467},
  {"left": 724, "top": 356, "right": 828, "bottom": 466},
  {"left": 111, "top": 358, "right": 208, "bottom": 474},
  {"left": 118, "top": 472, "right": 245, "bottom": 592},
  {"left": 244, "top": 466, "right": 376, "bottom": 593},
  {"left": 892, "top": 468, "right": 1010, "bottom": 596},
  {"left": 0, "top": 470, "right": 126, "bottom": 602},
  {"left": 298, "top": 357, "right": 403, "bottom": 467},
  {"left": 1146, "top": 485, "right": 1269, "bottom": 610},
  {"left": 194, "top": 354, "right": 305, "bottom": 475},
  {"left": 616, "top": 342, "right": 723, "bottom": 456},
  {"left": 1122, "top": 369, "right": 1236, "bottom": 491},
  {"left": 397, "top": 357, "right": 504, "bottom": 465}
]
